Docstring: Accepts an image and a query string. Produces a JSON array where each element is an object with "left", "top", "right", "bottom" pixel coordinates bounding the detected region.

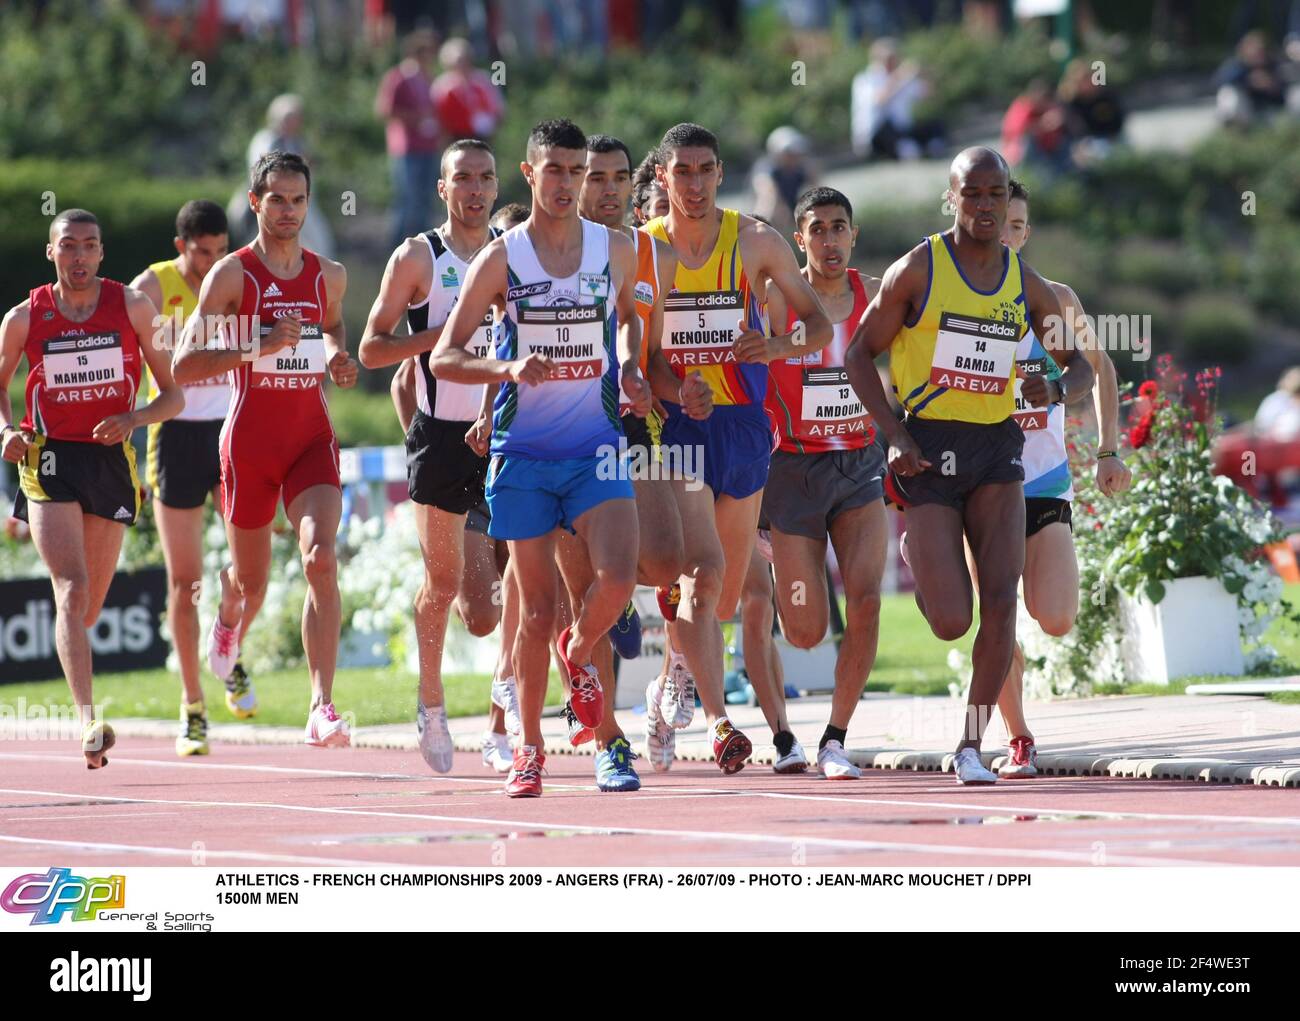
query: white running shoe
[
  {"left": 953, "top": 747, "right": 998, "bottom": 785},
  {"left": 999, "top": 736, "right": 1039, "bottom": 778},
  {"left": 491, "top": 674, "right": 521, "bottom": 736},
  {"left": 644, "top": 676, "right": 675, "bottom": 772},
  {"left": 304, "top": 702, "right": 351, "bottom": 748},
  {"left": 481, "top": 730, "right": 513, "bottom": 773},
  {"left": 659, "top": 651, "right": 696, "bottom": 730},
  {"left": 773, "top": 739, "right": 810, "bottom": 774},
  {"left": 817, "top": 739, "right": 862, "bottom": 779},
  {"left": 416, "top": 702, "right": 454, "bottom": 773},
  {"left": 207, "top": 616, "right": 240, "bottom": 682}
]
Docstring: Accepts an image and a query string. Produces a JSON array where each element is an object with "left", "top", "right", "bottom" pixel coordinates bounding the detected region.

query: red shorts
[{"left": 220, "top": 427, "right": 340, "bottom": 529}]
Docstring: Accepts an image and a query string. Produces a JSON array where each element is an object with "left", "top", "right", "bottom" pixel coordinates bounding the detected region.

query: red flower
[
  {"left": 1130, "top": 409, "right": 1155, "bottom": 449},
  {"left": 1138, "top": 380, "right": 1159, "bottom": 399}
]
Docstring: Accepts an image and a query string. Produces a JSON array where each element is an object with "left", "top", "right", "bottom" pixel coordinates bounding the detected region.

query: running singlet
[
  {"left": 891, "top": 233, "right": 1027, "bottom": 424},
  {"left": 22, "top": 278, "right": 142, "bottom": 443},
  {"left": 1014, "top": 328, "right": 1071, "bottom": 500},
  {"left": 766, "top": 268, "right": 872, "bottom": 454},
  {"left": 146, "top": 259, "right": 231, "bottom": 421},
  {"left": 406, "top": 226, "right": 501, "bottom": 422},
  {"left": 491, "top": 219, "right": 620, "bottom": 459},
  {"left": 644, "top": 208, "right": 769, "bottom": 406}
]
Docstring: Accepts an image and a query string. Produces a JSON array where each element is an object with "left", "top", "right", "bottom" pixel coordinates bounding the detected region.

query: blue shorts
[
  {"left": 486, "top": 454, "right": 633, "bottom": 540},
  {"left": 660, "top": 403, "right": 772, "bottom": 501}
]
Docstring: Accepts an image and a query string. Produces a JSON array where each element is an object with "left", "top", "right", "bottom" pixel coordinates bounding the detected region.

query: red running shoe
[
  {"left": 505, "top": 745, "right": 545, "bottom": 798},
  {"left": 556, "top": 625, "right": 603, "bottom": 728},
  {"left": 562, "top": 700, "right": 594, "bottom": 747},
  {"left": 712, "top": 718, "right": 752, "bottom": 775},
  {"left": 656, "top": 583, "right": 681, "bottom": 622}
]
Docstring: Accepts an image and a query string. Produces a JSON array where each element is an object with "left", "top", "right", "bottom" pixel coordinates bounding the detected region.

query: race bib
[
  {"left": 800, "top": 367, "right": 870, "bottom": 429},
  {"left": 1013, "top": 356, "right": 1050, "bottom": 431},
  {"left": 43, "top": 332, "right": 124, "bottom": 390},
  {"left": 516, "top": 304, "right": 605, "bottom": 382},
  {"left": 470, "top": 311, "right": 494, "bottom": 360},
  {"left": 661, "top": 290, "right": 741, "bottom": 372},
  {"left": 929, "top": 312, "right": 1018, "bottom": 395},
  {"left": 251, "top": 322, "right": 326, "bottom": 388}
]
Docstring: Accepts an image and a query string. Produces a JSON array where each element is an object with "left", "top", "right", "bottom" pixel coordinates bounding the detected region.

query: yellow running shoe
[
  {"left": 223, "top": 662, "right": 257, "bottom": 719},
  {"left": 176, "top": 700, "right": 210, "bottom": 757}
]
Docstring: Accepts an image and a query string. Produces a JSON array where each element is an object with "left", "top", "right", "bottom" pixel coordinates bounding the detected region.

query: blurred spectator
[
  {"left": 1002, "top": 78, "right": 1071, "bottom": 171},
  {"left": 751, "top": 127, "right": 816, "bottom": 234},
  {"left": 432, "top": 37, "right": 505, "bottom": 143},
  {"left": 851, "top": 38, "right": 943, "bottom": 160},
  {"left": 236, "top": 93, "right": 337, "bottom": 257},
  {"left": 1059, "top": 57, "right": 1126, "bottom": 165},
  {"left": 1255, "top": 367, "right": 1300, "bottom": 440},
  {"left": 377, "top": 28, "right": 442, "bottom": 248},
  {"left": 1213, "top": 30, "right": 1297, "bottom": 125}
]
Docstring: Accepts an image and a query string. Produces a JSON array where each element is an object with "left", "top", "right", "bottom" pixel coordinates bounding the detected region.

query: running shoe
[
  {"left": 953, "top": 747, "right": 998, "bottom": 785},
  {"left": 556, "top": 625, "right": 603, "bottom": 728},
  {"left": 817, "top": 739, "right": 861, "bottom": 780},
  {"left": 81, "top": 720, "right": 116, "bottom": 770},
  {"left": 481, "top": 730, "right": 513, "bottom": 773},
  {"left": 594, "top": 736, "right": 641, "bottom": 792},
  {"left": 712, "top": 718, "right": 752, "bottom": 775},
  {"left": 656, "top": 582, "right": 681, "bottom": 622},
  {"left": 223, "top": 662, "right": 257, "bottom": 719},
  {"left": 505, "top": 745, "right": 545, "bottom": 798},
  {"left": 608, "top": 600, "right": 642, "bottom": 659},
  {"left": 773, "top": 738, "right": 810, "bottom": 774},
  {"left": 304, "top": 702, "right": 350, "bottom": 748},
  {"left": 490, "top": 674, "right": 521, "bottom": 736},
  {"left": 416, "top": 702, "right": 454, "bottom": 773},
  {"left": 644, "top": 677, "right": 675, "bottom": 772},
  {"left": 175, "top": 700, "right": 209, "bottom": 758},
  {"left": 899, "top": 530, "right": 910, "bottom": 568},
  {"left": 207, "top": 615, "right": 240, "bottom": 681},
  {"left": 659, "top": 650, "right": 696, "bottom": 730},
  {"left": 999, "top": 736, "right": 1039, "bottom": 778},
  {"left": 562, "top": 700, "right": 594, "bottom": 747}
]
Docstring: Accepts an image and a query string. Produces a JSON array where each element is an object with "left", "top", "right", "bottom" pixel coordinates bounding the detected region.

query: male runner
[
  {"left": 433, "top": 118, "right": 649, "bottom": 797},
  {"left": 632, "top": 152, "right": 670, "bottom": 225},
  {"left": 845, "top": 147, "right": 1095, "bottom": 784},
  {"left": 643, "top": 122, "right": 832, "bottom": 775},
  {"left": 359, "top": 138, "right": 504, "bottom": 772},
  {"left": 0, "top": 209, "right": 184, "bottom": 767},
  {"left": 989, "top": 178, "right": 1130, "bottom": 776},
  {"left": 130, "top": 200, "right": 246, "bottom": 758},
  {"left": 173, "top": 151, "right": 360, "bottom": 749}
]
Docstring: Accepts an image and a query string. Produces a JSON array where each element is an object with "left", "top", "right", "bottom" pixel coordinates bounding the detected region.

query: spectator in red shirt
[
  {"left": 432, "top": 37, "right": 504, "bottom": 143},
  {"left": 376, "top": 28, "right": 442, "bottom": 248}
]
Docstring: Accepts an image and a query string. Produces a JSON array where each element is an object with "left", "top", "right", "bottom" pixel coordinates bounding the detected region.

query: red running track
[{"left": 0, "top": 739, "right": 1298, "bottom": 867}]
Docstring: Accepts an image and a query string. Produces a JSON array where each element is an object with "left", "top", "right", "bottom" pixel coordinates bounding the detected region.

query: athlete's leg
[
  {"left": 456, "top": 526, "right": 503, "bottom": 638},
  {"left": 155, "top": 500, "right": 207, "bottom": 705},
  {"left": 411, "top": 503, "right": 465, "bottom": 708},
  {"left": 555, "top": 530, "right": 621, "bottom": 747},
  {"left": 83, "top": 512, "right": 128, "bottom": 625},
  {"left": 567, "top": 497, "right": 639, "bottom": 666},
  {"left": 669, "top": 479, "right": 727, "bottom": 722},
  {"left": 633, "top": 475, "right": 684, "bottom": 587},
  {"left": 218, "top": 520, "right": 273, "bottom": 644},
  {"left": 826, "top": 499, "right": 887, "bottom": 731},
  {"left": 740, "top": 545, "right": 790, "bottom": 735},
  {"left": 286, "top": 483, "right": 343, "bottom": 708},
  {"left": 1022, "top": 523, "right": 1078, "bottom": 638},
  {"left": 770, "top": 528, "right": 831, "bottom": 651},
  {"left": 508, "top": 533, "right": 560, "bottom": 751},
  {"left": 714, "top": 489, "right": 763, "bottom": 620}
]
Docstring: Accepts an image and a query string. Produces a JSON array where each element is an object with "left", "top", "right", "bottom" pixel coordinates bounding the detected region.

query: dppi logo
[{"left": 1, "top": 868, "right": 125, "bottom": 925}]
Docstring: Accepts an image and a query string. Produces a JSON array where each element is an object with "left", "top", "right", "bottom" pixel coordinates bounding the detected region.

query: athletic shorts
[
  {"left": 762, "top": 442, "right": 886, "bottom": 541},
  {"left": 883, "top": 416, "right": 1024, "bottom": 511},
  {"left": 1026, "top": 496, "right": 1072, "bottom": 538},
  {"left": 660, "top": 403, "right": 771, "bottom": 501},
  {"left": 147, "top": 419, "right": 223, "bottom": 509},
  {"left": 486, "top": 454, "right": 633, "bottom": 541},
  {"left": 465, "top": 499, "right": 491, "bottom": 536},
  {"left": 406, "top": 410, "right": 488, "bottom": 515},
  {"left": 621, "top": 409, "right": 654, "bottom": 460},
  {"left": 14, "top": 435, "right": 141, "bottom": 525},
  {"left": 220, "top": 426, "right": 340, "bottom": 530}
]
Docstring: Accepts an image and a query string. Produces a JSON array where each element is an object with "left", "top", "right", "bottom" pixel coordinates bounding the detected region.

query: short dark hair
[
  {"left": 1008, "top": 177, "right": 1030, "bottom": 205},
  {"left": 250, "top": 150, "right": 311, "bottom": 197},
  {"left": 441, "top": 137, "right": 494, "bottom": 177},
  {"left": 491, "top": 202, "right": 530, "bottom": 230},
  {"left": 631, "top": 151, "right": 662, "bottom": 215},
  {"left": 587, "top": 133, "right": 631, "bottom": 171},
  {"left": 526, "top": 118, "right": 586, "bottom": 163},
  {"left": 794, "top": 186, "right": 853, "bottom": 228},
  {"left": 49, "top": 208, "right": 99, "bottom": 242},
  {"left": 658, "top": 122, "right": 720, "bottom": 163},
  {"left": 176, "top": 200, "right": 228, "bottom": 240}
]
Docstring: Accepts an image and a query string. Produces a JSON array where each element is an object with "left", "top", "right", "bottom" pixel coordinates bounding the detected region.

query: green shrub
[
  {"left": 1110, "top": 238, "right": 1205, "bottom": 297},
  {"left": 1178, "top": 293, "right": 1257, "bottom": 365}
]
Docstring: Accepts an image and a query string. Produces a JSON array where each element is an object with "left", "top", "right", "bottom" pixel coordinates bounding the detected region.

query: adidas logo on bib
[{"left": 265, "top": 281, "right": 282, "bottom": 297}]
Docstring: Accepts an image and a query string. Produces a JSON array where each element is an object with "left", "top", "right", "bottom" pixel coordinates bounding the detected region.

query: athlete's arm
[
  {"left": 736, "top": 220, "right": 832, "bottom": 362},
  {"left": 1049, "top": 281, "right": 1129, "bottom": 496},
  {"left": 465, "top": 372, "right": 494, "bottom": 456},
  {"left": 359, "top": 239, "right": 434, "bottom": 369},
  {"left": 320, "top": 258, "right": 357, "bottom": 389},
  {"left": 175, "top": 257, "right": 258, "bottom": 382},
  {"left": 643, "top": 242, "right": 706, "bottom": 417},
  {"left": 610, "top": 230, "right": 649, "bottom": 416},
  {"left": 432, "top": 240, "right": 552, "bottom": 385},
  {"left": 128, "top": 268, "right": 163, "bottom": 316},
  {"left": 391, "top": 358, "right": 417, "bottom": 434},
  {"left": 0, "top": 302, "right": 32, "bottom": 463},
  {"left": 1022, "top": 266, "right": 1093, "bottom": 409},
  {"left": 104, "top": 287, "right": 183, "bottom": 443}
]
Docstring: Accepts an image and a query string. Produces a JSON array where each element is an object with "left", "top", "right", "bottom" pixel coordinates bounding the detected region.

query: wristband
[{"left": 1097, "top": 450, "right": 1119, "bottom": 460}]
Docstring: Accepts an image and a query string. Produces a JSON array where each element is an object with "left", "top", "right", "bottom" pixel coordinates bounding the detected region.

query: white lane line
[
  {"left": 0, "top": 787, "right": 1222, "bottom": 866},
  {"left": 2, "top": 812, "right": 178, "bottom": 823},
  {"left": 0, "top": 832, "right": 409, "bottom": 867}
]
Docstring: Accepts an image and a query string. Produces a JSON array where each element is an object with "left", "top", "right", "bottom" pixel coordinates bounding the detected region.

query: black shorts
[
  {"left": 1025, "top": 496, "right": 1072, "bottom": 538},
  {"left": 621, "top": 409, "right": 653, "bottom": 459},
  {"left": 762, "top": 443, "right": 885, "bottom": 541},
  {"left": 406, "top": 409, "right": 488, "bottom": 514},
  {"left": 883, "top": 416, "right": 1025, "bottom": 511},
  {"left": 14, "top": 435, "right": 141, "bottom": 525},
  {"left": 147, "top": 419, "right": 223, "bottom": 509},
  {"left": 465, "top": 498, "right": 491, "bottom": 536}
]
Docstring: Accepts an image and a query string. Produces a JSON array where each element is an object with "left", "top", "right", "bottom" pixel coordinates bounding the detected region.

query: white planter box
[{"left": 1118, "top": 575, "right": 1244, "bottom": 684}]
